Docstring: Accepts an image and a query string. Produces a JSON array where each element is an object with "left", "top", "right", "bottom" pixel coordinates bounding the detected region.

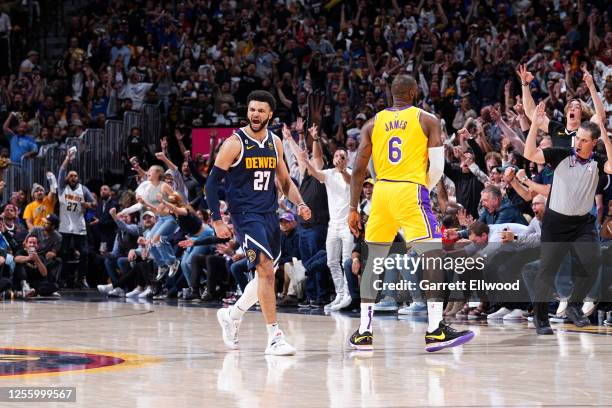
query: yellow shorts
[{"left": 365, "top": 181, "right": 441, "bottom": 244}]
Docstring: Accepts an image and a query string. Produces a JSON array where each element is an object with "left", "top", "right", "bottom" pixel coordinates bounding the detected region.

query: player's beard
[{"left": 248, "top": 116, "right": 269, "bottom": 133}]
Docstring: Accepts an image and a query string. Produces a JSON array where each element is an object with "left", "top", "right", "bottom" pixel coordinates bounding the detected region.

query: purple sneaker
[{"left": 425, "top": 321, "right": 475, "bottom": 352}]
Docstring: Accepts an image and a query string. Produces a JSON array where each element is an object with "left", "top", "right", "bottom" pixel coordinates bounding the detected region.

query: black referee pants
[{"left": 533, "top": 210, "right": 601, "bottom": 320}]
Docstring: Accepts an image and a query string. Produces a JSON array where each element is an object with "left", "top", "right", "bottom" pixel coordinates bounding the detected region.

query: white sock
[
  {"left": 427, "top": 302, "right": 444, "bottom": 332},
  {"left": 359, "top": 303, "right": 374, "bottom": 334},
  {"left": 230, "top": 276, "right": 258, "bottom": 320},
  {"left": 266, "top": 322, "right": 281, "bottom": 338}
]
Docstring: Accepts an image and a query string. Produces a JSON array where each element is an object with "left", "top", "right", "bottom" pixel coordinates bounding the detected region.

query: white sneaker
[
  {"left": 556, "top": 301, "right": 568, "bottom": 316},
  {"left": 549, "top": 313, "right": 569, "bottom": 323},
  {"left": 21, "top": 280, "right": 31, "bottom": 293},
  {"left": 324, "top": 294, "right": 342, "bottom": 311},
  {"left": 156, "top": 265, "right": 169, "bottom": 281},
  {"left": 168, "top": 260, "right": 180, "bottom": 278},
  {"left": 398, "top": 302, "right": 427, "bottom": 315},
  {"left": 372, "top": 296, "right": 398, "bottom": 312},
  {"left": 265, "top": 331, "right": 296, "bottom": 356},
  {"left": 138, "top": 286, "right": 153, "bottom": 298},
  {"left": 331, "top": 294, "right": 352, "bottom": 311},
  {"left": 97, "top": 284, "right": 113, "bottom": 295},
  {"left": 125, "top": 287, "right": 143, "bottom": 298},
  {"left": 503, "top": 309, "right": 527, "bottom": 320},
  {"left": 487, "top": 307, "right": 512, "bottom": 320},
  {"left": 582, "top": 301, "right": 596, "bottom": 316},
  {"left": 217, "top": 307, "right": 241, "bottom": 350},
  {"left": 108, "top": 287, "right": 125, "bottom": 297}
]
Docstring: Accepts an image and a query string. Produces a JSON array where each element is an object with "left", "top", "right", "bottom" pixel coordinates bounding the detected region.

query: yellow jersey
[{"left": 371, "top": 106, "right": 428, "bottom": 186}]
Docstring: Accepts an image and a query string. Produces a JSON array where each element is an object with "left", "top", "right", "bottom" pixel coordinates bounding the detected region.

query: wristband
[
  {"left": 521, "top": 82, "right": 530, "bottom": 87},
  {"left": 349, "top": 205, "right": 358, "bottom": 210}
]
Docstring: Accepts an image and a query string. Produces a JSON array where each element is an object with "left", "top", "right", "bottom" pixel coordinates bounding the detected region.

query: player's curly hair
[{"left": 247, "top": 90, "right": 277, "bottom": 111}]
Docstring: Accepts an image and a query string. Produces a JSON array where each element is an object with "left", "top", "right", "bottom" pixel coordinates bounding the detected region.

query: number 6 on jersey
[{"left": 388, "top": 137, "right": 402, "bottom": 164}]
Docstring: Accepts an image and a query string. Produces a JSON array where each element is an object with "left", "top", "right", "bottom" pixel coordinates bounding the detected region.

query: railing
[{"left": 1, "top": 104, "right": 162, "bottom": 203}]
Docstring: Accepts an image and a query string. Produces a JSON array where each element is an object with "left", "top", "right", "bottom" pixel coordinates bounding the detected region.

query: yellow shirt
[
  {"left": 23, "top": 196, "right": 55, "bottom": 227},
  {"left": 371, "top": 106, "right": 428, "bottom": 186}
]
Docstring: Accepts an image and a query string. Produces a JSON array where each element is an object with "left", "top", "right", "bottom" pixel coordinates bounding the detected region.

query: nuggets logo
[
  {"left": 0, "top": 348, "right": 125, "bottom": 377},
  {"left": 268, "top": 142, "right": 274, "bottom": 149},
  {"left": 247, "top": 249, "right": 257, "bottom": 263}
]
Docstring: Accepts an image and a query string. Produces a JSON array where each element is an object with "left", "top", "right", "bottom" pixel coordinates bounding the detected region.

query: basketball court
[{"left": 1, "top": 294, "right": 611, "bottom": 407}]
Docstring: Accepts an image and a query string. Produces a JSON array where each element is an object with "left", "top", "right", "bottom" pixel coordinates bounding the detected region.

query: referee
[{"left": 523, "top": 103, "right": 612, "bottom": 334}]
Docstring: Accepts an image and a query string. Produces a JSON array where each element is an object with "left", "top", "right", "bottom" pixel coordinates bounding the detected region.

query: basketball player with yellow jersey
[{"left": 347, "top": 75, "right": 475, "bottom": 352}]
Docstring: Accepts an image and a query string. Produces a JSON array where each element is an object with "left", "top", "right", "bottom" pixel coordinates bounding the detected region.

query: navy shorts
[{"left": 231, "top": 212, "right": 281, "bottom": 271}]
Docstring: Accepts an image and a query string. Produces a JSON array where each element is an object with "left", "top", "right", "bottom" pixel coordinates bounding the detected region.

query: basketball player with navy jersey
[
  {"left": 207, "top": 91, "right": 311, "bottom": 356},
  {"left": 348, "top": 75, "right": 475, "bottom": 351}
]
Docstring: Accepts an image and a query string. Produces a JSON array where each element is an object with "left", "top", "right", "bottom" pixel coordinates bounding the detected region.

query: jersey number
[
  {"left": 254, "top": 171, "right": 271, "bottom": 191},
  {"left": 66, "top": 202, "right": 79, "bottom": 212},
  {"left": 388, "top": 137, "right": 402, "bottom": 164}
]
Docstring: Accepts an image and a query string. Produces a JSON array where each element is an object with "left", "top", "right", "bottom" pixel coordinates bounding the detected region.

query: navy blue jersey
[{"left": 226, "top": 128, "right": 279, "bottom": 214}]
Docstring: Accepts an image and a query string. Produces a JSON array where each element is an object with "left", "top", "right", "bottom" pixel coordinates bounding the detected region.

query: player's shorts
[
  {"left": 231, "top": 212, "right": 281, "bottom": 271},
  {"left": 365, "top": 181, "right": 441, "bottom": 244}
]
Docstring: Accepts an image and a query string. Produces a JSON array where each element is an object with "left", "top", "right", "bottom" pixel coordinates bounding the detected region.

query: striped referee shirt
[{"left": 543, "top": 147, "right": 606, "bottom": 216}]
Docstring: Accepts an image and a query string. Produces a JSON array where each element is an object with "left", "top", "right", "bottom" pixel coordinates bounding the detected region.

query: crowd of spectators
[{"left": 0, "top": 0, "right": 611, "bottom": 326}]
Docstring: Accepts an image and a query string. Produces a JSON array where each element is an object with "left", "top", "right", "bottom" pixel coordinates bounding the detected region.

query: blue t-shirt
[
  {"left": 91, "top": 96, "right": 109, "bottom": 117},
  {"left": 8, "top": 132, "right": 38, "bottom": 164}
]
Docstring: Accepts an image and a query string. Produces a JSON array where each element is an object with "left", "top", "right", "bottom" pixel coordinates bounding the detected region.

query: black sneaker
[
  {"left": 565, "top": 305, "right": 590, "bottom": 327},
  {"left": 604, "top": 318, "right": 612, "bottom": 327},
  {"left": 201, "top": 289, "right": 215, "bottom": 302},
  {"left": 277, "top": 295, "right": 299, "bottom": 307},
  {"left": 310, "top": 300, "right": 325, "bottom": 308},
  {"left": 339, "top": 299, "right": 360, "bottom": 312},
  {"left": 349, "top": 329, "right": 373, "bottom": 350},
  {"left": 425, "top": 321, "right": 475, "bottom": 352},
  {"left": 179, "top": 288, "right": 199, "bottom": 302},
  {"left": 297, "top": 299, "right": 312, "bottom": 308},
  {"left": 533, "top": 315, "right": 554, "bottom": 335}
]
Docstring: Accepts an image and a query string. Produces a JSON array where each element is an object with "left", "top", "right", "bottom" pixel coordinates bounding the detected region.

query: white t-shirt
[
  {"left": 487, "top": 223, "right": 529, "bottom": 243},
  {"left": 119, "top": 82, "right": 153, "bottom": 110},
  {"left": 322, "top": 168, "right": 352, "bottom": 224},
  {"left": 347, "top": 150, "right": 357, "bottom": 169}
]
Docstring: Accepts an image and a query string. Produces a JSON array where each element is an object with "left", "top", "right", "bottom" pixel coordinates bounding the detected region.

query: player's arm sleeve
[
  {"left": 426, "top": 146, "right": 444, "bottom": 191},
  {"left": 205, "top": 165, "right": 227, "bottom": 221}
]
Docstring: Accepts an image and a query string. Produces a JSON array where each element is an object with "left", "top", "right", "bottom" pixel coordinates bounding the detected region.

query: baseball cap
[
  {"left": 143, "top": 211, "right": 155, "bottom": 218},
  {"left": 45, "top": 214, "right": 60, "bottom": 228},
  {"left": 356, "top": 113, "right": 367, "bottom": 121},
  {"left": 363, "top": 178, "right": 375, "bottom": 186},
  {"left": 280, "top": 212, "right": 295, "bottom": 222}
]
